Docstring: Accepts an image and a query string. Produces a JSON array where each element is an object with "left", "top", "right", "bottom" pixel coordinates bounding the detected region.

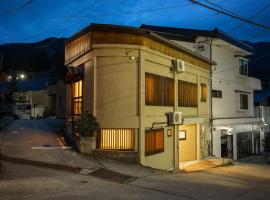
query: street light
[{"left": 20, "top": 73, "right": 25, "bottom": 79}]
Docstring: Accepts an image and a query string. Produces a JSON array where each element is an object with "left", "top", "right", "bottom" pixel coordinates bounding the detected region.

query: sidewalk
[{"left": 180, "top": 157, "right": 233, "bottom": 172}]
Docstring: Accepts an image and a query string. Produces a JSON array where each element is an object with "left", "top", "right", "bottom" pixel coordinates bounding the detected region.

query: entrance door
[
  {"left": 221, "top": 135, "right": 233, "bottom": 159},
  {"left": 179, "top": 125, "right": 197, "bottom": 162},
  {"left": 237, "top": 132, "right": 252, "bottom": 159}
]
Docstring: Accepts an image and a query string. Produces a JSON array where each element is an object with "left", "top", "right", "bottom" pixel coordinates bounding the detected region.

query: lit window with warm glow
[
  {"left": 201, "top": 83, "right": 207, "bottom": 102},
  {"left": 72, "top": 80, "right": 82, "bottom": 115},
  {"left": 98, "top": 129, "right": 135, "bottom": 150}
]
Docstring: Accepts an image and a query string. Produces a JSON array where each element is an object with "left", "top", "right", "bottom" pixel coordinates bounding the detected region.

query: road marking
[
  {"left": 31, "top": 146, "right": 72, "bottom": 150},
  {"left": 57, "top": 137, "right": 67, "bottom": 147}
]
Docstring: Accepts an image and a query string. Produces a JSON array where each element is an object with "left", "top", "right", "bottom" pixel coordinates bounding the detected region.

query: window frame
[
  {"left": 240, "top": 93, "right": 248, "bottom": 110},
  {"left": 145, "top": 128, "right": 164, "bottom": 156},
  {"left": 72, "top": 80, "right": 83, "bottom": 116},
  {"left": 239, "top": 58, "right": 248, "bottom": 76},
  {"left": 212, "top": 90, "right": 222, "bottom": 98}
]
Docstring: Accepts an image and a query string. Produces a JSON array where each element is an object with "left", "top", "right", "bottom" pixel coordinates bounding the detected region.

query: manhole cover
[{"left": 90, "top": 168, "right": 136, "bottom": 184}]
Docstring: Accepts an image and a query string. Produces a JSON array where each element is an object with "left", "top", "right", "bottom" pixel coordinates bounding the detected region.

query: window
[
  {"left": 201, "top": 83, "right": 207, "bottom": 102},
  {"left": 18, "top": 96, "right": 26, "bottom": 103},
  {"left": 145, "top": 73, "right": 174, "bottom": 106},
  {"left": 212, "top": 90, "right": 222, "bottom": 98},
  {"left": 145, "top": 129, "right": 164, "bottom": 156},
  {"left": 72, "top": 80, "right": 82, "bottom": 115},
  {"left": 239, "top": 59, "right": 248, "bottom": 76},
  {"left": 97, "top": 129, "right": 135, "bottom": 150},
  {"left": 178, "top": 80, "right": 198, "bottom": 107},
  {"left": 240, "top": 94, "right": 248, "bottom": 110}
]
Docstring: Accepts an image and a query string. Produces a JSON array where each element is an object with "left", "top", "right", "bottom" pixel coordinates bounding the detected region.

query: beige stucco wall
[
  {"left": 66, "top": 43, "right": 210, "bottom": 170},
  {"left": 139, "top": 47, "right": 210, "bottom": 170}
]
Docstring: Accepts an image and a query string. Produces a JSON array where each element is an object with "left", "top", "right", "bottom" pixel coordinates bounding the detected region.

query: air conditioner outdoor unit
[
  {"left": 168, "top": 112, "right": 182, "bottom": 125},
  {"left": 171, "top": 59, "right": 185, "bottom": 73}
]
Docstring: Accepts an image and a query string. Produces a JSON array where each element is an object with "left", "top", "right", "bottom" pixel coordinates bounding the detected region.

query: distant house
[
  {"left": 65, "top": 23, "right": 215, "bottom": 170},
  {"left": 13, "top": 90, "right": 47, "bottom": 119},
  {"left": 46, "top": 79, "right": 66, "bottom": 118},
  {"left": 141, "top": 25, "right": 263, "bottom": 160},
  {"left": 13, "top": 72, "right": 48, "bottom": 119}
]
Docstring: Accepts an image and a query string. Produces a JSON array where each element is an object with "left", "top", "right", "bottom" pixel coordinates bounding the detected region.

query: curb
[{"left": 0, "top": 154, "right": 82, "bottom": 173}]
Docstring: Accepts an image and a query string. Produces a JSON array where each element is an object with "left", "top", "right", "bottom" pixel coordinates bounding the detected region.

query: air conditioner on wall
[
  {"left": 168, "top": 112, "right": 182, "bottom": 125},
  {"left": 171, "top": 59, "right": 185, "bottom": 73}
]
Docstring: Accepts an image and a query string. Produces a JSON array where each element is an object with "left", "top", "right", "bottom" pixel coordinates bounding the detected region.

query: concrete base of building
[{"left": 93, "top": 149, "right": 139, "bottom": 164}]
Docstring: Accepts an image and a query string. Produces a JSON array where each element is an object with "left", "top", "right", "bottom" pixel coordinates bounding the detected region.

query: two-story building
[
  {"left": 65, "top": 23, "right": 215, "bottom": 170},
  {"left": 141, "top": 25, "right": 263, "bottom": 160}
]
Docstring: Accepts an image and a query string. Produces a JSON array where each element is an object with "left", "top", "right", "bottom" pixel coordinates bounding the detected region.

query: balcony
[{"left": 246, "top": 77, "right": 261, "bottom": 90}]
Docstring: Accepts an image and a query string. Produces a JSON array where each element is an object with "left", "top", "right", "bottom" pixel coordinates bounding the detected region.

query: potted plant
[{"left": 76, "top": 112, "right": 99, "bottom": 153}]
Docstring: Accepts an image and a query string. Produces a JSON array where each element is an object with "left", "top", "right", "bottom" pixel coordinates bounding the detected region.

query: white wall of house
[{"left": 172, "top": 36, "right": 262, "bottom": 159}]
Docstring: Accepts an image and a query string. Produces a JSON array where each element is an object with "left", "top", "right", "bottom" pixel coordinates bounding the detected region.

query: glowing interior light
[{"left": 20, "top": 73, "right": 25, "bottom": 79}]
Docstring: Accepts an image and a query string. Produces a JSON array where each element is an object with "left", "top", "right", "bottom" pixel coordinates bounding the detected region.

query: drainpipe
[
  {"left": 173, "top": 69, "right": 177, "bottom": 171},
  {"left": 209, "top": 38, "right": 214, "bottom": 156}
]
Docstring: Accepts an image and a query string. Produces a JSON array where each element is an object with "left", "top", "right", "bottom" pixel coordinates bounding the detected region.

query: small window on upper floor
[
  {"left": 212, "top": 90, "right": 222, "bottom": 98},
  {"left": 239, "top": 59, "right": 248, "bottom": 76},
  {"left": 240, "top": 94, "right": 248, "bottom": 110}
]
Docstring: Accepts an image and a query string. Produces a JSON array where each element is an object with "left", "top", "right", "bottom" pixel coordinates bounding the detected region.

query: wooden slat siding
[
  {"left": 178, "top": 80, "right": 198, "bottom": 107},
  {"left": 65, "top": 32, "right": 91, "bottom": 63},
  {"left": 91, "top": 31, "right": 210, "bottom": 70},
  {"left": 97, "top": 129, "right": 135, "bottom": 151}
]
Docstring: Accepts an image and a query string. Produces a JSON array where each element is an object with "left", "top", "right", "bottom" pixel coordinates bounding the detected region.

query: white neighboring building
[
  {"left": 141, "top": 25, "right": 263, "bottom": 160},
  {"left": 254, "top": 91, "right": 270, "bottom": 152}
]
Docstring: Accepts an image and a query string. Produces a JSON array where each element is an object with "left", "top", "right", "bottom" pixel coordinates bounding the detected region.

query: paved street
[{"left": 1, "top": 119, "right": 270, "bottom": 200}]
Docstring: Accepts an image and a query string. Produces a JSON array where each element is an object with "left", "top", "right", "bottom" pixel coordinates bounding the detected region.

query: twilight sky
[{"left": 0, "top": 0, "right": 269, "bottom": 44}]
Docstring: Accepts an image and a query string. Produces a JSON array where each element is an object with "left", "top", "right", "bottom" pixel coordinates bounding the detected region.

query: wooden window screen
[
  {"left": 178, "top": 80, "right": 198, "bottom": 107},
  {"left": 145, "top": 129, "right": 164, "bottom": 156},
  {"left": 97, "top": 129, "right": 135, "bottom": 150},
  {"left": 201, "top": 83, "right": 207, "bottom": 102},
  {"left": 72, "top": 80, "right": 82, "bottom": 116},
  {"left": 145, "top": 73, "right": 174, "bottom": 106}
]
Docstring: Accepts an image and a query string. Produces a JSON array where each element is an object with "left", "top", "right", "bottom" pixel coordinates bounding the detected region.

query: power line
[
  {"left": 190, "top": 0, "right": 270, "bottom": 30},
  {"left": 22, "top": 2, "right": 192, "bottom": 42},
  {"left": 250, "top": 52, "right": 270, "bottom": 63},
  {"left": 202, "top": 0, "right": 241, "bottom": 17},
  {"left": 22, "top": 0, "right": 102, "bottom": 42},
  {"left": 228, "top": 3, "right": 270, "bottom": 33},
  {"left": 0, "top": 0, "right": 35, "bottom": 15}
]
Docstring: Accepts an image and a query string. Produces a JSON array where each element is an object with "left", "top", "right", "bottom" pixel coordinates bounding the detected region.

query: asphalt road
[{"left": 0, "top": 119, "right": 270, "bottom": 200}]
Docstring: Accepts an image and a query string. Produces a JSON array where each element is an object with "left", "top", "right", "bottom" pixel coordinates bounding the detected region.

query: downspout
[
  {"left": 209, "top": 38, "right": 214, "bottom": 156},
  {"left": 137, "top": 50, "right": 141, "bottom": 164},
  {"left": 173, "top": 69, "right": 177, "bottom": 171}
]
